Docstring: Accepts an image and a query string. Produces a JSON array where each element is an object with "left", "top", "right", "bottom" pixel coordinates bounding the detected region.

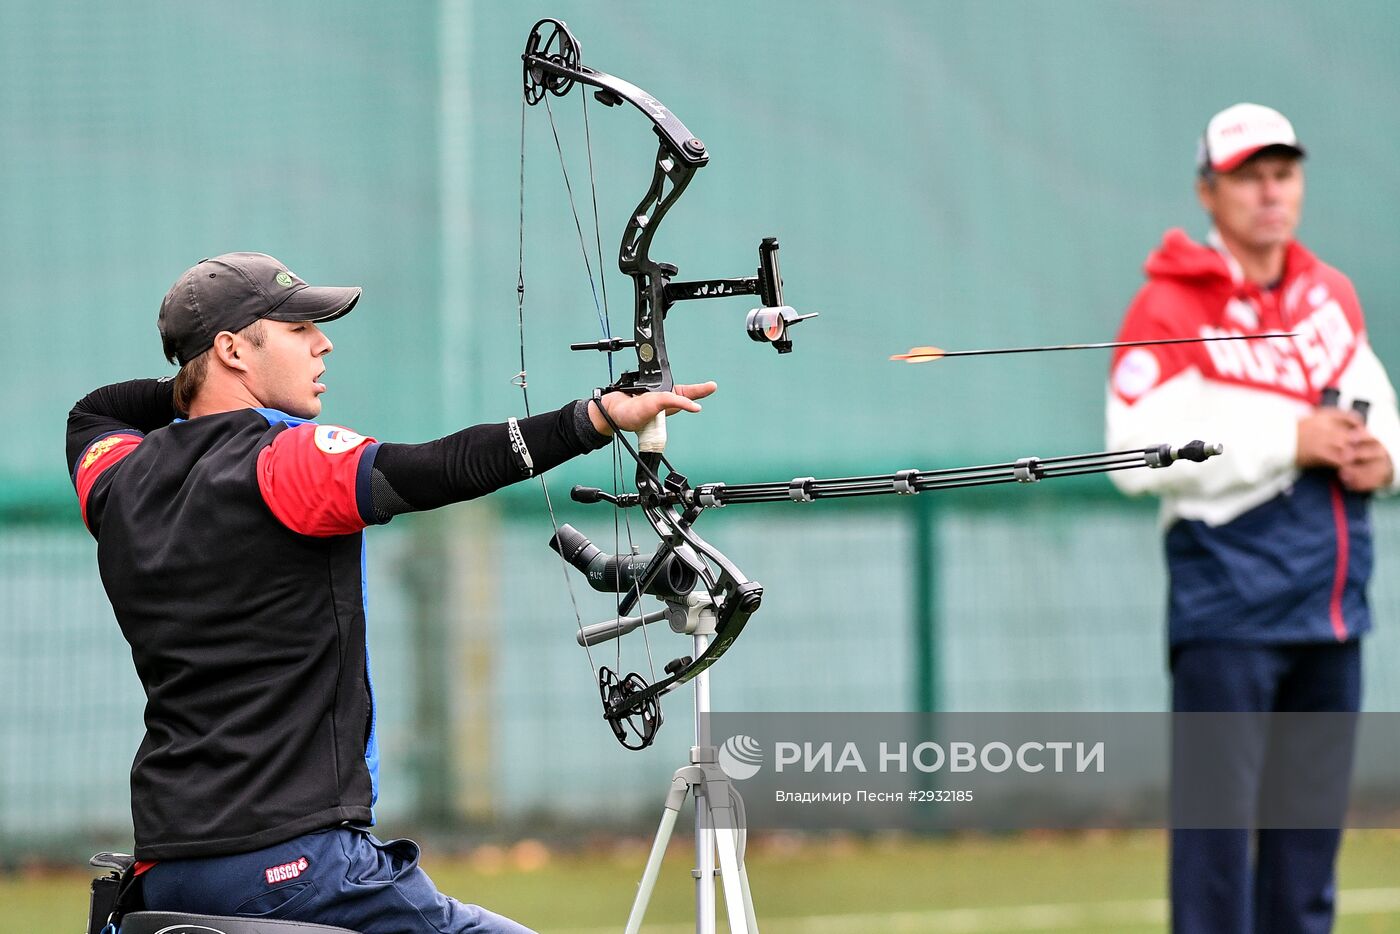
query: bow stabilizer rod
[{"left": 571, "top": 441, "right": 1224, "bottom": 509}]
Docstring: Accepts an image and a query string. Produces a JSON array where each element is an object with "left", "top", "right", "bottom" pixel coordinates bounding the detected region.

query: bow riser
[{"left": 619, "top": 146, "right": 698, "bottom": 395}]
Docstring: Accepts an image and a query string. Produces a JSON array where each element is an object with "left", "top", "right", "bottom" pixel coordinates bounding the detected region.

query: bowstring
[
  {"left": 527, "top": 90, "right": 659, "bottom": 713},
  {"left": 517, "top": 94, "right": 600, "bottom": 691},
  {"left": 542, "top": 95, "right": 611, "bottom": 374}
]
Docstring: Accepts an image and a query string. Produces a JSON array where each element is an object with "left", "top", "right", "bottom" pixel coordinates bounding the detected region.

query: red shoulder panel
[
  {"left": 75, "top": 433, "right": 143, "bottom": 529},
  {"left": 256, "top": 423, "right": 378, "bottom": 537}
]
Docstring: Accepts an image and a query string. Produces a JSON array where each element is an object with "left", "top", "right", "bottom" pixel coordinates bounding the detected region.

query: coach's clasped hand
[{"left": 1296, "top": 409, "right": 1395, "bottom": 492}]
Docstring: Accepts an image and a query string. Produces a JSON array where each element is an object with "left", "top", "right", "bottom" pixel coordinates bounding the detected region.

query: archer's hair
[{"left": 172, "top": 319, "right": 267, "bottom": 415}]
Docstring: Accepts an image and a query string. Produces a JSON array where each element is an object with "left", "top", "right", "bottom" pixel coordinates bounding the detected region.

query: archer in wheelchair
[{"left": 68, "top": 252, "right": 715, "bottom": 934}]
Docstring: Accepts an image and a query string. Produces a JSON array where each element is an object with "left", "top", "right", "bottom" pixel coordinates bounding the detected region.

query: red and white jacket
[
  {"left": 1108, "top": 228, "right": 1400, "bottom": 526},
  {"left": 1106, "top": 229, "right": 1399, "bottom": 646}
]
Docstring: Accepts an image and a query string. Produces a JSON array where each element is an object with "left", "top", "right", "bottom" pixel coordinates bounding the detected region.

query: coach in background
[
  {"left": 1105, "top": 104, "right": 1400, "bottom": 934},
  {"left": 67, "top": 252, "right": 713, "bottom": 934}
]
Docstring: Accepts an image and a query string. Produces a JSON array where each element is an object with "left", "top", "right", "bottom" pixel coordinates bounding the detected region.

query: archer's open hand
[{"left": 588, "top": 382, "right": 717, "bottom": 435}]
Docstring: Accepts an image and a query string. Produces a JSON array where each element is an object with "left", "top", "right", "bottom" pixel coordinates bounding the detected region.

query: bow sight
[{"left": 567, "top": 236, "right": 817, "bottom": 357}]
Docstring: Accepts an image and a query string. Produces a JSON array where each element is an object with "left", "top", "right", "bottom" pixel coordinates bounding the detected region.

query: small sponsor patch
[
  {"left": 264, "top": 856, "right": 310, "bottom": 885},
  {"left": 1308, "top": 283, "right": 1330, "bottom": 307},
  {"left": 1113, "top": 348, "right": 1160, "bottom": 400},
  {"left": 81, "top": 436, "right": 125, "bottom": 470},
  {"left": 314, "top": 425, "right": 367, "bottom": 455}
]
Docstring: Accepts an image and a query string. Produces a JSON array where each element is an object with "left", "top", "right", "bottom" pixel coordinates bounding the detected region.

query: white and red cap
[{"left": 1197, "top": 103, "right": 1306, "bottom": 174}]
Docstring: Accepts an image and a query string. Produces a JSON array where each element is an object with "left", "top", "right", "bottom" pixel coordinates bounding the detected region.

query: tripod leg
[
  {"left": 713, "top": 825, "right": 751, "bottom": 934},
  {"left": 738, "top": 862, "right": 758, "bottom": 933},
  {"left": 625, "top": 773, "right": 693, "bottom": 934},
  {"left": 707, "top": 780, "right": 754, "bottom": 934},
  {"left": 696, "top": 784, "right": 717, "bottom": 934},
  {"left": 730, "top": 786, "right": 759, "bottom": 931}
]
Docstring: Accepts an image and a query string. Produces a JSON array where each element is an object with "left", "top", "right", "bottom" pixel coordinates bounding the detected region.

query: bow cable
[
  {"left": 574, "top": 88, "right": 659, "bottom": 691},
  {"left": 519, "top": 84, "right": 661, "bottom": 715},
  {"left": 576, "top": 86, "right": 653, "bottom": 682}
]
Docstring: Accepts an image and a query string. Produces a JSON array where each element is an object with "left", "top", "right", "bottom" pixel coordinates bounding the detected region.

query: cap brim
[
  {"left": 265, "top": 285, "right": 362, "bottom": 323},
  {"left": 1213, "top": 142, "right": 1306, "bottom": 173}
]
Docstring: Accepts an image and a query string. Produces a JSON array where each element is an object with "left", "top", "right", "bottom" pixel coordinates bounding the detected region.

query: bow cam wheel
[
  {"left": 523, "top": 18, "right": 581, "bottom": 105},
  {"left": 599, "top": 666, "right": 662, "bottom": 750}
]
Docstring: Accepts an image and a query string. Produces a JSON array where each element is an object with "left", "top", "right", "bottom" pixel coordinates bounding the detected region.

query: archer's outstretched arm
[{"left": 364, "top": 401, "right": 611, "bottom": 522}]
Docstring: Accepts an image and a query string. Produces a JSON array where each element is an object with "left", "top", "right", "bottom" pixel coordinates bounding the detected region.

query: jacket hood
[{"left": 1143, "top": 228, "right": 1316, "bottom": 287}]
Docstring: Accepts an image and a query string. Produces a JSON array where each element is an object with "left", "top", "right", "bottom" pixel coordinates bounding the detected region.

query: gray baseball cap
[{"left": 158, "top": 252, "right": 362, "bottom": 364}]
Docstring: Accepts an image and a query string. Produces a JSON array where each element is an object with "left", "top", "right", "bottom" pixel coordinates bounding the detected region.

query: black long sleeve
[
  {"left": 66, "top": 378, "right": 178, "bottom": 474},
  {"left": 366, "top": 400, "right": 610, "bottom": 521}
]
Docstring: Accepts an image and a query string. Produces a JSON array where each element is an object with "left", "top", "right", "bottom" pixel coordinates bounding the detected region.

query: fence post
[
  {"left": 403, "top": 515, "right": 456, "bottom": 826},
  {"left": 913, "top": 496, "right": 939, "bottom": 713}
]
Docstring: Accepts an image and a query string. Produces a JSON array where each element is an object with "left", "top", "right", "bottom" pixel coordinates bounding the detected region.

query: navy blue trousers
[
  {"left": 140, "top": 826, "right": 536, "bottom": 934},
  {"left": 1169, "top": 640, "right": 1361, "bottom": 934}
]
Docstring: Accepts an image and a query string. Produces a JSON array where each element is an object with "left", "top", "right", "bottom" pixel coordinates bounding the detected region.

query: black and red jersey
[{"left": 69, "top": 385, "right": 604, "bottom": 859}]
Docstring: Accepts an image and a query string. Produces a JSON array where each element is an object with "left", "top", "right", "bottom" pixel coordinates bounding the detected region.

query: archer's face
[
  {"left": 247, "top": 320, "right": 333, "bottom": 419},
  {"left": 1198, "top": 154, "right": 1304, "bottom": 255}
]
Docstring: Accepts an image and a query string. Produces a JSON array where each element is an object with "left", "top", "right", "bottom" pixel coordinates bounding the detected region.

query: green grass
[{"left": 9, "top": 830, "right": 1399, "bottom": 933}]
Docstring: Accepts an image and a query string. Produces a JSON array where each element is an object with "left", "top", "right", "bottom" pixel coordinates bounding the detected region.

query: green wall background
[{"left": 6, "top": 0, "right": 1399, "bottom": 500}]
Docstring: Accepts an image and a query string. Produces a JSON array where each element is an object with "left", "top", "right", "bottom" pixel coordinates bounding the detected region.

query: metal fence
[{"left": 6, "top": 491, "right": 1400, "bottom": 861}]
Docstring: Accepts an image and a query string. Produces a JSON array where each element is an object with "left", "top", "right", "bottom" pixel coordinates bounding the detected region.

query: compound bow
[{"left": 516, "top": 18, "right": 1219, "bottom": 751}]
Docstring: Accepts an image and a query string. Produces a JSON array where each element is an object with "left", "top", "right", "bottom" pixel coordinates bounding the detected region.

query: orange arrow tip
[{"left": 890, "top": 345, "right": 946, "bottom": 363}]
